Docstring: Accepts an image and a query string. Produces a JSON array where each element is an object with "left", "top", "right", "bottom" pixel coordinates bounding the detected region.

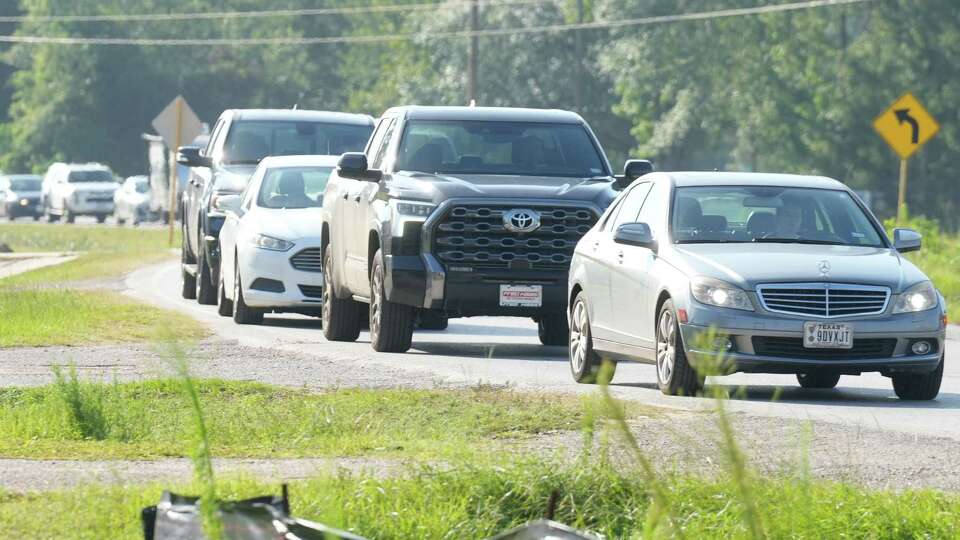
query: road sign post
[
  {"left": 872, "top": 92, "right": 939, "bottom": 223},
  {"left": 151, "top": 96, "right": 203, "bottom": 246}
]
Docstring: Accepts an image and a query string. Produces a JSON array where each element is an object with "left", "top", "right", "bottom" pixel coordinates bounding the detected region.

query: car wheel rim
[
  {"left": 371, "top": 268, "right": 382, "bottom": 338},
  {"left": 569, "top": 301, "right": 588, "bottom": 373},
  {"left": 657, "top": 310, "right": 676, "bottom": 384}
]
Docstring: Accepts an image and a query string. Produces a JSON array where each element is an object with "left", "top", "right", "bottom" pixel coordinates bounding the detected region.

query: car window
[
  {"left": 8, "top": 177, "right": 41, "bottom": 191},
  {"left": 600, "top": 193, "right": 628, "bottom": 232},
  {"left": 636, "top": 180, "right": 668, "bottom": 237},
  {"left": 370, "top": 118, "right": 397, "bottom": 170},
  {"left": 610, "top": 182, "right": 652, "bottom": 230},
  {"left": 257, "top": 166, "right": 333, "bottom": 209},
  {"left": 395, "top": 120, "right": 608, "bottom": 178},
  {"left": 205, "top": 119, "right": 225, "bottom": 157},
  {"left": 68, "top": 170, "right": 113, "bottom": 183},
  {"left": 670, "top": 185, "right": 886, "bottom": 247}
]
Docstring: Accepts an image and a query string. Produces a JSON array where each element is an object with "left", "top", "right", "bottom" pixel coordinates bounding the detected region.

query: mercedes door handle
[
  {"left": 353, "top": 194, "right": 362, "bottom": 203},
  {"left": 592, "top": 241, "right": 600, "bottom": 251},
  {"left": 341, "top": 192, "right": 349, "bottom": 200}
]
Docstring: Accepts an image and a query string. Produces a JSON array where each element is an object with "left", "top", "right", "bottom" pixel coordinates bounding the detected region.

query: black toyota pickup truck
[
  {"left": 177, "top": 109, "right": 374, "bottom": 305},
  {"left": 320, "top": 106, "right": 652, "bottom": 352}
]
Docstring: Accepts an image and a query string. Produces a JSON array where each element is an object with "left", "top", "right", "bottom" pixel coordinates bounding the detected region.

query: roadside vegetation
[
  {"left": 0, "top": 222, "right": 175, "bottom": 286},
  {"left": 0, "top": 223, "right": 202, "bottom": 347},
  {"left": 0, "top": 377, "right": 586, "bottom": 460}
]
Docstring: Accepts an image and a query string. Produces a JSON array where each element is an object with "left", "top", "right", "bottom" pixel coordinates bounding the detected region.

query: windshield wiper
[{"left": 752, "top": 237, "right": 846, "bottom": 246}]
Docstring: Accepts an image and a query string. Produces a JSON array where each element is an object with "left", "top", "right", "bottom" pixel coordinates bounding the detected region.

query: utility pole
[
  {"left": 574, "top": 0, "right": 584, "bottom": 111},
  {"left": 468, "top": 0, "right": 479, "bottom": 105},
  {"left": 168, "top": 97, "right": 183, "bottom": 246}
]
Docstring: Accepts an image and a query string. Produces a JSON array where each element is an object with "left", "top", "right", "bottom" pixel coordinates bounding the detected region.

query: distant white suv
[{"left": 42, "top": 162, "right": 119, "bottom": 223}]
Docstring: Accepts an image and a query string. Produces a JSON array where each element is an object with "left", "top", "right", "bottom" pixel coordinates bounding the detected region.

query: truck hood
[
  {"left": 250, "top": 207, "right": 322, "bottom": 242},
  {"left": 214, "top": 165, "right": 258, "bottom": 193},
  {"left": 668, "top": 243, "right": 929, "bottom": 294},
  {"left": 386, "top": 171, "right": 618, "bottom": 211}
]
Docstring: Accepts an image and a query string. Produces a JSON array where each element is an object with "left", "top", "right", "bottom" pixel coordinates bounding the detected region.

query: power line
[
  {"left": 0, "top": 0, "right": 547, "bottom": 23},
  {"left": 0, "top": 0, "right": 878, "bottom": 47}
]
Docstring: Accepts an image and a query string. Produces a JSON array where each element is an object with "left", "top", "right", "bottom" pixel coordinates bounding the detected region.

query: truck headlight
[
  {"left": 251, "top": 234, "right": 294, "bottom": 252},
  {"left": 691, "top": 277, "right": 754, "bottom": 311},
  {"left": 391, "top": 199, "right": 435, "bottom": 217},
  {"left": 893, "top": 281, "right": 938, "bottom": 313}
]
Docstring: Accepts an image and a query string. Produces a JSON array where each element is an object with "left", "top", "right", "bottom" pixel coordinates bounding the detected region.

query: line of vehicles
[{"left": 8, "top": 102, "right": 945, "bottom": 401}]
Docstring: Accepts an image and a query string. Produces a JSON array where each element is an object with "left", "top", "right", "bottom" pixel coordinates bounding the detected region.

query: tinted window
[
  {"left": 637, "top": 181, "right": 668, "bottom": 237},
  {"left": 68, "top": 170, "right": 113, "bottom": 183},
  {"left": 671, "top": 186, "right": 885, "bottom": 247},
  {"left": 395, "top": 120, "right": 608, "bottom": 177},
  {"left": 8, "top": 177, "right": 41, "bottom": 191},
  {"left": 257, "top": 166, "right": 333, "bottom": 209},
  {"left": 223, "top": 121, "right": 373, "bottom": 164},
  {"left": 611, "top": 182, "right": 652, "bottom": 230}
]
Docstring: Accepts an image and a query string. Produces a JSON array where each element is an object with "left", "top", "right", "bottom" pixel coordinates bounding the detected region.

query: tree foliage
[{"left": 0, "top": 0, "right": 958, "bottom": 227}]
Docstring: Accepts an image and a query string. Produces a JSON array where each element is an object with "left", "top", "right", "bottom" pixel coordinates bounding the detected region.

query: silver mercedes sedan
[{"left": 568, "top": 172, "right": 946, "bottom": 400}]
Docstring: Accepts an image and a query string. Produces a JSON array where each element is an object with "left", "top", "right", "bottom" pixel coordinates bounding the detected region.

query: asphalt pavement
[{"left": 127, "top": 260, "right": 960, "bottom": 441}]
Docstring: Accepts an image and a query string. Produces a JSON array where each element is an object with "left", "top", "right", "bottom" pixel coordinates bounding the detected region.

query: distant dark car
[
  {"left": 177, "top": 109, "right": 375, "bottom": 305},
  {"left": 0, "top": 174, "right": 43, "bottom": 221}
]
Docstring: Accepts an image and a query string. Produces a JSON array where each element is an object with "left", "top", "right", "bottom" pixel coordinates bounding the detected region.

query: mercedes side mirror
[
  {"left": 337, "top": 152, "right": 382, "bottom": 182},
  {"left": 177, "top": 146, "right": 211, "bottom": 168},
  {"left": 893, "top": 227, "right": 921, "bottom": 253},
  {"left": 214, "top": 194, "right": 243, "bottom": 215},
  {"left": 614, "top": 222, "right": 657, "bottom": 251},
  {"left": 615, "top": 159, "right": 654, "bottom": 189}
]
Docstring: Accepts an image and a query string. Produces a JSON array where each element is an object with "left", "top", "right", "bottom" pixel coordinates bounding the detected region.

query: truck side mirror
[
  {"left": 177, "top": 146, "right": 211, "bottom": 168},
  {"left": 338, "top": 152, "right": 382, "bottom": 182},
  {"left": 615, "top": 159, "right": 654, "bottom": 189}
]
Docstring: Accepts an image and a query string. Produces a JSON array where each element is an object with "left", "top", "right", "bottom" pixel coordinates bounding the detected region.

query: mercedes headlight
[
  {"left": 691, "top": 277, "right": 754, "bottom": 311},
  {"left": 251, "top": 234, "right": 294, "bottom": 252},
  {"left": 390, "top": 199, "right": 435, "bottom": 218},
  {"left": 893, "top": 281, "right": 938, "bottom": 313}
]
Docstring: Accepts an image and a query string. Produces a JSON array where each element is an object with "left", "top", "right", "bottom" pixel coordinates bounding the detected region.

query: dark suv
[
  {"left": 320, "top": 106, "right": 651, "bottom": 352},
  {"left": 177, "top": 109, "right": 374, "bottom": 304}
]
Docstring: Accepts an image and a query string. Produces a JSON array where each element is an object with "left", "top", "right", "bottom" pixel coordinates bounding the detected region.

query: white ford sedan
[{"left": 216, "top": 155, "right": 336, "bottom": 324}]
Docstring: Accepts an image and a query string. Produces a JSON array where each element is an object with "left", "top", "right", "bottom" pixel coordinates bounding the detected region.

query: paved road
[{"left": 128, "top": 261, "right": 960, "bottom": 441}]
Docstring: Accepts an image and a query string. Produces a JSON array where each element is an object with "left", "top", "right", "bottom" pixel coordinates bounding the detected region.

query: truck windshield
[
  {"left": 68, "top": 170, "right": 113, "bottom": 183},
  {"left": 395, "top": 120, "right": 608, "bottom": 178},
  {"left": 671, "top": 186, "right": 886, "bottom": 248},
  {"left": 8, "top": 177, "right": 41, "bottom": 191},
  {"left": 223, "top": 121, "right": 373, "bottom": 164}
]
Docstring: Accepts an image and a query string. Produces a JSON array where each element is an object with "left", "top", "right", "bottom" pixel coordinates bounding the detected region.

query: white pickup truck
[{"left": 42, "top": 163, "right": 119, "bottom": 223}]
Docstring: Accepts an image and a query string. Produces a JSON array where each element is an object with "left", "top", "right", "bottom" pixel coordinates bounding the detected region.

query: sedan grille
[
  {"left": 431, "top": 204, "right": 597, "bottom": 271},
  {"left": 298, "top": 284, "right": 323, "bottom": 298},
  {"left": 756, "top": 283, "right": 889, "bottom": 317},
  {"left": 290, "top": 248, "right": 322, "bottom": 272},
  {"left": 753, "top": 337, "right": 896, "bottom": 359}
]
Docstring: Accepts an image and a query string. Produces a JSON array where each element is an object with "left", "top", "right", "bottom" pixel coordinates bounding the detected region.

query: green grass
[
  {"left": 0, "top": 380, "right": 588, "bottom": 460},
  {"left": 0, "top": 462, "right": 956, "bottom": 539},
  {"left": 0, "top": 223, "right": 177, "bottom": 287},
  {"left": 0, "top": 289, "right": 204, "bottom": 347}
]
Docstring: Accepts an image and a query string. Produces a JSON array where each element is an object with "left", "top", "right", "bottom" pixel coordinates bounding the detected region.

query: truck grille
[
  {"left": 753, "top": 337, "right": 896, "bottom": 359},
  {"left": 431, "top": 204, "right": 597, "bottom": 271},
  {"left": 290, "top": 248, "right": 322, "bottom": 272},
  {"left": 756, "top": 283, "right": 889, "bottom": 317}
]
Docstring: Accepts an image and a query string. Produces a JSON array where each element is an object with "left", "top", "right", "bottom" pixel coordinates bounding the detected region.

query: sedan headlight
[
  {"left": 391, "top": 199, "right": 435, "bottom": 218},
  {"left": 893, "top": 281, "right": 938, "bottom": 313},
  {"left": 251, "top": 234, "right": 294, "bottom": 252},
  {"left": 691, "top": 277, "right": 754, "bottom": 311}
]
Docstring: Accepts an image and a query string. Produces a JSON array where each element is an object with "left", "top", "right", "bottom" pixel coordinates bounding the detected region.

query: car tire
[
  {"left": 569, "top": 291, "right": 615, "bottom": 384},
  {"left": 322, "top": 245, "right": 362, "bottom": 342},
  {"left": 796, "top": 372, "right": 841, "bottom": 389},
  {"left": 656, "top": 299, "right": 703, "bottom": 396},
  {"left": 232, "top": 264, "right": 262, "bottom": 325},
  {"left": 96, "top": 214, "right": 107, "bottom": 224},
  {"left": 369, "top": 249, "right": 415, "bottom": 353},
  {"left": 180, "top": 225, "right": 197, "bottom": 300},
  {"left": 217, "top": 264, "right": 233, "bottom": 317},
  {"left": 44, "top": 207, "right": 58, "bottom": 223},
  {"left": 418, "top": 310, "right": 449, "bottom": 330},
  {"left": 115, "top": 213, "right": 126, "bottom": 226},
  {"left": 32, "top": 215, "right": 40, "bottom": 222},
  {"left": 195, "top": 242, "right": 217, "bottom": 305},
  {"left": 64, "top": 209, "right": 75, "bottom": 224},
  {"left": 892, "top": 354, "right": 943, "bottom": 400},
  {"left": 538, "top": 314, "right": 569, "bottom": 346}
]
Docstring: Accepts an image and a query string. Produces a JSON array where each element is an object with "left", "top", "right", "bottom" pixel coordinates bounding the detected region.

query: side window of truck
[{"left": 370, "top": 119, "right": 398, "bottom": 170}]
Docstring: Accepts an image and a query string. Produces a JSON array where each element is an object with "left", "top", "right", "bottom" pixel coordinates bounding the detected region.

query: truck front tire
[
  {"left": 369, "top": 249, "right": 415, "bottom": 353},
  {"left": 538, "top": 314, "right": 569, "bottom": 346},
  {"left": 322, "top": 245, "right": 362, "bottom": 342},
  {"left": 196, "top": 242, "right": 217, "bottom": 305}
]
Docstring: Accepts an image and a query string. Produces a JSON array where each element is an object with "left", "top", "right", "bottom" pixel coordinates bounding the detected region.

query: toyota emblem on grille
[
  {"left": 818, "top": 260, "right": 831, "bottom": 277},
  {"left": 503, "top": 209, "right": 541, "bottom": 233}
]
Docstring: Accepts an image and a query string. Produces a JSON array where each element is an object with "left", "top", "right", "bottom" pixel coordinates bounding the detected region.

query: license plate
[
  {"left": 499, "top": 285, "right": 542, "bottom": 307},
  {"left": 803, "top": 322, "right": 853, "bottom": 349}
]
